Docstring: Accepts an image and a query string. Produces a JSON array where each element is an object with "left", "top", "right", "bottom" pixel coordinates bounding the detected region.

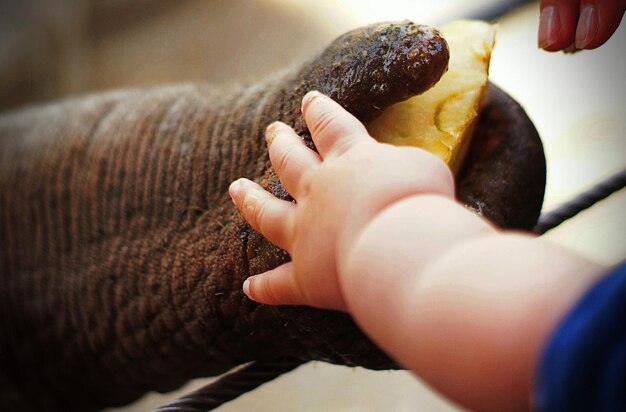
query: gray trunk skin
[{"left": 0, "top": 22, "right": 452, "bottom": 411}]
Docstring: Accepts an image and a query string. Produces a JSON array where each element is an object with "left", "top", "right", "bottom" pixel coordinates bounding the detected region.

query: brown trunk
[{"left": 0, "top": 22, "right": 452, "bottom": 410}]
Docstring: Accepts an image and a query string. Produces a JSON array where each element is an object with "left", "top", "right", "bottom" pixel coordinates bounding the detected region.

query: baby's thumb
[{"left": 243, "top": 262, "right": 306, "bottom": 306}]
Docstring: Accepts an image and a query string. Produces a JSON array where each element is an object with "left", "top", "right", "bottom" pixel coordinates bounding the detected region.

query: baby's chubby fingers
[
  {"left": 243, "top": 262, "right": 310, "bottom": 306},
  {"left": 301, "top": 91, "right": 375, "bottom": 159},
  {"left": 229, "top": 178, "right": 295, "bottom": 250},
  {"left": 266, "top": 121, "right": 321, "bottom": 199}
]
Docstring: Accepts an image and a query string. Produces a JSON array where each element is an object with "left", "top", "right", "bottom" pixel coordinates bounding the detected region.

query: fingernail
[
  {"left": 563, "top": 42, "right": 580, "bottom": 54},
  {"left": 243, "top": 278, "right": 251, "bottom": 297},
  {"left": 575, "top": 4, "right": 598, "bottom": 49},
  {"left": 265, "top": 122, "right": 281, "bottom": 145},
  {"left": 228, "top": 180, "right": 241, "bottom": 200},
  {"left": 538, "top": 6, "right": 560, "bottom": 49},
  {"left": 301, "top": 90, "right": 324, "bottom": 114}
]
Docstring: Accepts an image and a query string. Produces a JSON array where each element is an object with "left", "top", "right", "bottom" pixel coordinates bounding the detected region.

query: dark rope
[
  {"left": 534, "top": 169, "right": 626, "bottom": 235},
  {"left": 152, "top": 359, "right": 302, "bottom": 412}
]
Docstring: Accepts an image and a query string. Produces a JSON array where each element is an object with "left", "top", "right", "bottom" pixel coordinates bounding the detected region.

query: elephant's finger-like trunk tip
[{"left": 300, "top": 21, "right": 450, "bottom": 123}]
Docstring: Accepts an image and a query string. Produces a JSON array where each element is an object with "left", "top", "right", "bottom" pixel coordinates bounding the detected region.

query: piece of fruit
[{"left": 367, "top": 20, "right": 496, "bottom": 174}]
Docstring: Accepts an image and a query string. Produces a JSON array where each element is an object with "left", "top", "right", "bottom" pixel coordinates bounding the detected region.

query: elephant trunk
[{"left": 0, "top": 22, "right": 449, "bottom": 410}]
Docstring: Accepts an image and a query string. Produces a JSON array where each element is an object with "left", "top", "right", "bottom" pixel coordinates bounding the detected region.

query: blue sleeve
[{"left": 534, "top": 261, "right": 626, "bottom": 411}]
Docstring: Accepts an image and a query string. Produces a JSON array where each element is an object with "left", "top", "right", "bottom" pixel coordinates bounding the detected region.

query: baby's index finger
[
  {"left": 229, "top": 178, "right": 295, "bottom": 251},
  {"left": 266, "top": 121, "right": 320, "bottom": 200},
  {"left": 301, "top": 91, "right": 374, "bottom": 159}
]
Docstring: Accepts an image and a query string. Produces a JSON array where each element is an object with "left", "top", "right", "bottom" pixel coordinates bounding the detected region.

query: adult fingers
[
  {"left": 243, "top": 262, "right": 308, "bottom": 305},
  {"left": 266, "top": 121, "right": 320, "bottom": 199},
  {"left": 539, "top": 0, "right": 581, "bottom": 51},
  {"left": 301, "top": 91, "right": 374, "bottom": 159},
  {"left": 229, "top": 178, "right": 294, "bottom": 250},
  {"left": 576, "top": 0, "right": 626, "bottom": 49}
]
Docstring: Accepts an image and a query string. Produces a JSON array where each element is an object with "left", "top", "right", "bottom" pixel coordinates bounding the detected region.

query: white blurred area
[
  {"left": 269, "top": 0, "right": 503, "bottom": 25},
  {"left": 488, "top": 4, "right": 626, "bottom": 268}
]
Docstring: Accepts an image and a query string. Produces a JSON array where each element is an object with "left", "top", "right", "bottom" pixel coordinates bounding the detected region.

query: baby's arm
[
  {"left": 229, "top": 92, "right": 606, "bottom": 411},
  {"left": 344, "top": 205, "right": 603, "bottom": 410}
]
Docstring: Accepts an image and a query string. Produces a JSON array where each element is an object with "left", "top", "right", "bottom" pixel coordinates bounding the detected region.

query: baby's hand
[
  {"left": 229, "top": 92, "right": 454, "bottom": 311},
  {"left": 539, "top": 0, "right": 626, "bottom": 51}
]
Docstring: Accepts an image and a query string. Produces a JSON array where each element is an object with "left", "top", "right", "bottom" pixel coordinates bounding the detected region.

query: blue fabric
[{"left": 534, "top": 261, "right": 626, "bottom": 411}]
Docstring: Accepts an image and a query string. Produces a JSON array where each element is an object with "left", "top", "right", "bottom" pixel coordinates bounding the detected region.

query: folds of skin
[
  {"left": 0, "top": 20, "right": 548, "bottom": 410},
  {"left": 0, "top": 22, "right": 450, "bottom": 411}
]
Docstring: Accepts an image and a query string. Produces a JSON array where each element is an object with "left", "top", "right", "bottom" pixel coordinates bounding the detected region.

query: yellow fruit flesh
[{"left": 367, "top": 20, "right": 496, "bottom": 174}]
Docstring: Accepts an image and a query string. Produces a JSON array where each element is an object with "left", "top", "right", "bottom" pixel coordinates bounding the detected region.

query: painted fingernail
[
  {"left": 575, "top": 4, "right": 598, "bottom": 49},
  {"left": 243, "top": 278, "right": 251, "bottom": 297},
  {"left": 538, "top": 6, "right": 560, "bottom": 49},
  {"left": 265, "top": 122, "right": 281, "bottom": 145}
]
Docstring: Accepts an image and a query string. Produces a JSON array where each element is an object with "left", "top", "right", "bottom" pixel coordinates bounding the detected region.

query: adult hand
[{"left": 538, "top": 0, "right": 626, "bottom": 51}]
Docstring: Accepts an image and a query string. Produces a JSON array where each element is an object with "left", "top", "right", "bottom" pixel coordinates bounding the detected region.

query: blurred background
[
  {"left": 0, "top": 0, "right": 533, "bottom": 111},
  {"left": 1, "top": 0, "right": 624, "bottom": 410}
]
